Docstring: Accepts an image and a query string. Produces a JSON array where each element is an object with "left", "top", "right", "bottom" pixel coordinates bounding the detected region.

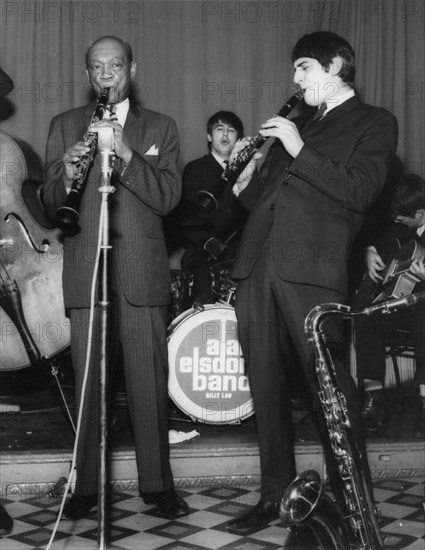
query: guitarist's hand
[
  {"left": 411, "top": 258, "right": 425, "bottom": 281},
  {"left": 366, "top": 246, "right": 385, "bottom": 282}
]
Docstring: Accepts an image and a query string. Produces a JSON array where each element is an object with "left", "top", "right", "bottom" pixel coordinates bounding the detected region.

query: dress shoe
[
  {"left": 140, "top": 488, "right": 189, "bottom": 519},
  {"left": 413, "top": 396, "right": 425, "bottom": 438},
  {"left": 361, "top": 389, "right": 386, "bottom": 429},
  {"left": 227, "top": 500, "right": 280, "bottom": 533},
  {"left": 62, "top": 494, "right": 98, "bottom": 519},
  {"left": 0, "top": 503, "right": 13, "bottom": 535}
]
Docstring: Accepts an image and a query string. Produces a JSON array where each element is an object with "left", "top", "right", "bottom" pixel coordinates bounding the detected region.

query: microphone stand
[{"left": 96, "top": 128, "right": 115, "bottom": 550}]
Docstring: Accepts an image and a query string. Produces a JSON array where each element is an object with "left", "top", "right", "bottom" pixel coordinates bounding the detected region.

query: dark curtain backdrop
[{"left": 1, "top": 0, "right": 424, "bottom": 176}]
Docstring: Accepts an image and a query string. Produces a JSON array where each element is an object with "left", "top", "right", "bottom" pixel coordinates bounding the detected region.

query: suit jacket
[
  {"left": 232, "top": 96, "right": 398, "bottom": 295},
  {"left": 42, "top": 101, "right": 182, "bottom": 308},
  {"left": 176, "top": 153, "right": 248, "bottom": 249}
]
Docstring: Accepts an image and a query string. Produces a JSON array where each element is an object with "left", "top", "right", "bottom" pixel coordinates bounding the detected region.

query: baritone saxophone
[{"left": 280, "top": 293, "right": 424, "bottom": 548}]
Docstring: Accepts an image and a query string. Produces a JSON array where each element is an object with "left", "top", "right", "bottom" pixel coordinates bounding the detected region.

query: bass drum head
[{"left": 168, "top": 304, "right": 254, "bottom": 424}]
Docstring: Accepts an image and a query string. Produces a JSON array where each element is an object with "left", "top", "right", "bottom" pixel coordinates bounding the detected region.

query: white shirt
[
  {"left": 211, "top": 151, "right": 229, "bottom": 170},
  {"left": 321, "top": 88, "right": 355, "bottom": 116},
  {"left": 107, "top": 97, "right": 129, "bottom": 127}
]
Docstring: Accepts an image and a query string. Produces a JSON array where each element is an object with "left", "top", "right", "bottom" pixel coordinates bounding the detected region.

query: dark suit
[
  {"left": 42, "top": 100, "right": 182, "bottom": 495},
  {"left": 176, "top": 152, "right": 248, "bottom": 303},
  {"left": 354, "top": 223, "right": 425, "bottom": 385},
  {"left": 232, "top": 95, "right": 398, "bottom": 504}
]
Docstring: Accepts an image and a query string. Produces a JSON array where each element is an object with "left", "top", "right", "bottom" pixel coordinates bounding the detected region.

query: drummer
[{"left": 170, "top": 111, "right": 250, "bottom": 304}]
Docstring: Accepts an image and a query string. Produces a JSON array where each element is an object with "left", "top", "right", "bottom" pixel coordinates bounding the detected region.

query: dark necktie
[
  {"left": 312, "top": 102, "right": 327, "bottom": 123},
  {"left": 302, "top": 103, "right": 327, "bottom": 135}
]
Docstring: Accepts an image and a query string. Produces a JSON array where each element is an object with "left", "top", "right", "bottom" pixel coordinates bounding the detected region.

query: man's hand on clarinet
[
  {"left": 230, "top": 138, "right": 263, "bottom": 195},
  {"left": 63, "top": 141, "right": 90, "bottom": 188},
  {"left": 259, "top": 116, "right": 304, "bottom": 158}
]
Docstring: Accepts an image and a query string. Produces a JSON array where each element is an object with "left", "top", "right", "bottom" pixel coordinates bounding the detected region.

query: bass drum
[{"left": 168, "top": 304, "right": 254, "bottom": 424}]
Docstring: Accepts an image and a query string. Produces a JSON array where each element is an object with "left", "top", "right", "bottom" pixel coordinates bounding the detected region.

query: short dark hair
[
  {"left": 85, "top": 36, "right": 133, "bottom": 68},
  {"left": 207, "top": 111, "right": 244, "bottom": 140},
  {"left": 390, "top": 173, "right": 425, "bottom": 217},
  {"left": 291, "top": 31, "right": 356, "bottom": 84}
]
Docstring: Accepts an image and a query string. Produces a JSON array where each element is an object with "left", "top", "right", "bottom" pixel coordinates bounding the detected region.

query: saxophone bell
[
  {"left": 280, "top": 470, "right": 322, "bottom": 526},
  {"left": 280, "top": 470, "right": 353, "bottom": 549}
]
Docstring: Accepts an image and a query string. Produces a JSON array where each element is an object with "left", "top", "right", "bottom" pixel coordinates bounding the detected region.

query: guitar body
[{"left": 353, "top": 238, "right": 424, "bottom": 308}]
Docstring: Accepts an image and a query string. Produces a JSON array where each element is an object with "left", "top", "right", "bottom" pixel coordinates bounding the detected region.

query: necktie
[
  {"left": 108, "top": 105, "right": 118, "bottom": 122},
  {"left": 311, "top": 102, "right": 327, "bottom": 123},
  {"left": 302, "top": 103, "right": 327, "bottom": 135}
]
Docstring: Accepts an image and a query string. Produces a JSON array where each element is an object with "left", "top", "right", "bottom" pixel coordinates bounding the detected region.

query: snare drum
[
  {"left": 210, "top": 260, "right": 237, "bottom": 304},
  {"left": 168, "top": 304, "right": 254, "bottom": 424},
  {"left": 169, "top": 270, "right": 193, "bottom": 324}
]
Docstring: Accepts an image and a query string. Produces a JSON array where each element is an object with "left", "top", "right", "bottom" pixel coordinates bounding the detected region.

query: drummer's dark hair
[{"left": 207, "top": 111, "right": 244, "bottom": 141}]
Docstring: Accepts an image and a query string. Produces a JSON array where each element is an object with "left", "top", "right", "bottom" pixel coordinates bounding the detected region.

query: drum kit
[{"left": 168, "top": 260, "right": 254, "bottom": 425}]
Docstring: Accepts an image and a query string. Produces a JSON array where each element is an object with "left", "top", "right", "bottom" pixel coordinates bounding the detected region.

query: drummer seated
[{"left": 168, "top": 111, "right": 248, "bottom": 304}]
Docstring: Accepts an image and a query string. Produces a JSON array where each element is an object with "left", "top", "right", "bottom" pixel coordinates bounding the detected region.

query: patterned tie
[{"left": 108, "top": 105, "right": 118, "bottom": 123}]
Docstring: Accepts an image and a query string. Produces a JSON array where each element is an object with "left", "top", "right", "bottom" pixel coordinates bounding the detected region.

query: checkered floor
[{"left": 1, "top": 477, "right": 424, "bottom": 549}]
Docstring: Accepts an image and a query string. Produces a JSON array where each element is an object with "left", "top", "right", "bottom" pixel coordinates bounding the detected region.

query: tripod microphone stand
[{"left": 96, "top": 127, "right": 115, "bottom": 549}]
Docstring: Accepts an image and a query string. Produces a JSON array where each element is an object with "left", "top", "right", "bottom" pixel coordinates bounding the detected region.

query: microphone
[
  {"left": 97, "top": 127, "right": 114, "bottom": 177},
  {"left": 363, "top": 292, "right": 425, "bottom": 316}
]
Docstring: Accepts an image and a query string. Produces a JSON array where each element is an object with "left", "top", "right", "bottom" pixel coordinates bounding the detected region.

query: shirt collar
[
  {"left": 112, "top": 98, "right": 130, "bottom": 126},
  {"left": 211, "top": 151, "right": 229, "bottom": 170},
  {"left": 322, "top": 88, "right": 356, "bottom": 116}
]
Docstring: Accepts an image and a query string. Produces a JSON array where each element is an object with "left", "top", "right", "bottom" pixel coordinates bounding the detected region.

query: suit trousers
[
  {"left": 234, "top": 237, "right": 370, "bottom": 504},
  {"left": 69, "top": 292, "right": 173, "bottom": 496}
]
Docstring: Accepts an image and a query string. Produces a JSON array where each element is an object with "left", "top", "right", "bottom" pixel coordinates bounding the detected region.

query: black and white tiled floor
[{"left": 1, "top": 477, "right": 424, "bottom": 549}]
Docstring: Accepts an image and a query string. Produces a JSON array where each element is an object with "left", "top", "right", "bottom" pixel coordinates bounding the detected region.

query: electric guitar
[{"left": 354, "top": 238, "right": 425, "bottom": 307}]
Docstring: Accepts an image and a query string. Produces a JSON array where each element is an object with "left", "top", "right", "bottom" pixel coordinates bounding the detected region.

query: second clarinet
[{"left": 197, "top": 88, "right": 305, "bottom": 211}]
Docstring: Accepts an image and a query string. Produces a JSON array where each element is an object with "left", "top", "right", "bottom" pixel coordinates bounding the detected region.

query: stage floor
[
  {"left": 0, "top": 365, "right": 424, "bottom": 549},
  {"left": 1, "top": 477, "right": 425, "bottom": 549}
]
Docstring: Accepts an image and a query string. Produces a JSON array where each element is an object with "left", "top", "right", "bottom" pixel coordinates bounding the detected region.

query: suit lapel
[{"left": 301, "top": 95, "right": 361, "bottom": 138}]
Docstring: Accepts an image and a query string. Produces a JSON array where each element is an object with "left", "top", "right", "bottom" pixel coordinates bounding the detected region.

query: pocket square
[{"left": 145, "top": 144, "right": 159, "bottom": 155}]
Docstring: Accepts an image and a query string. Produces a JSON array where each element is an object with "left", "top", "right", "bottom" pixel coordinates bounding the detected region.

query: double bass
[{"left": 0, "top": 130, "right": 70, "bottom": 373}]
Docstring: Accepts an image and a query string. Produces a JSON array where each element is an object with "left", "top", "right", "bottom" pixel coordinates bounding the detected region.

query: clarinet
[
  {"left": 197, "top": 89, "right": 305, "bottom": 211},
  {"left": 222, "top": 88, "right": 305, "bottom": 184},
  {"left": 56, "top": 87, "right": 110, "bottom": 232}
]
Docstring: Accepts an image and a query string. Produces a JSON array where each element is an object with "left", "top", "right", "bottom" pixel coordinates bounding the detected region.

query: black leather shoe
[
  {"left": 227, "top": 500, "right": 280, "bottom": 533},
  {"left": 0, "top": 503, "right": 13, "bottom": 535},
  {"left": 141, "top": 488, "right": 189, "bottom": 519},
  {"left": 62, "top": 494, "right": 98, "bottom": 519},
  {"left": 361, "top": 390, "right": 386, "bottom": 428}
]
